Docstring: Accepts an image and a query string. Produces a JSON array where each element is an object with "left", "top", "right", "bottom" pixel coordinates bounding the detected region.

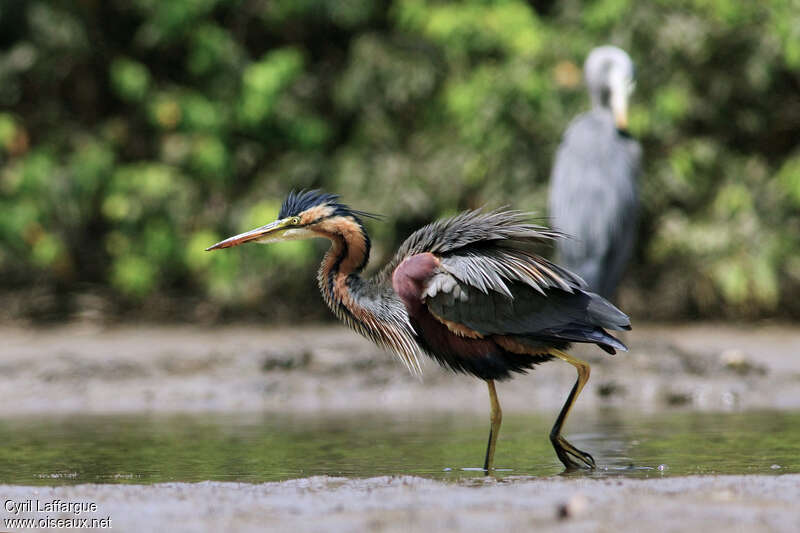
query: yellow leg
[
  {"left": 483, "top": 379, "right": 503, "bottom": 473},
  {"left": 549, "top": 349, "right": 595, "bottom": 470}
]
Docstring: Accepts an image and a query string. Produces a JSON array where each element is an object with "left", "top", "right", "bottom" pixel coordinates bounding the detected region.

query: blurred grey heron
[
  {"left": 548, "top": 46, "right": 641, "bottom": 299},
  {"left": 206, "top": 190, "right": 630, "bottom": 472}
]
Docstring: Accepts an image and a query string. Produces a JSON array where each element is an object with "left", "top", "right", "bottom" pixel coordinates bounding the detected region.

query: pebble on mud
[
  {"left": 557, "top": 493, "right": 588, "bottom": 519},
  {"left": 597, "top": 381, "right": 627, "bottom": 398},
  {"left": 261, "top": 350, "right": 313, "bottom": 372},
  {"left": 663, "top": 390, "right": 693, "bottom": 406},
  {"left": 719, "top": 349, "right": 766, "bottom": 376}
]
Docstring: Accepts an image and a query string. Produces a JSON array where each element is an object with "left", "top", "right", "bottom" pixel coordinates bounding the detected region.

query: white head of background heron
[{"left": 584, "top": 45, "right": 636, "bottom": 130}]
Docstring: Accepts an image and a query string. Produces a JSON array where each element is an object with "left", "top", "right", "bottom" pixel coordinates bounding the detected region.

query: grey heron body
[{"left": 549, "top": 46, "right": 641, "bottom": 299}]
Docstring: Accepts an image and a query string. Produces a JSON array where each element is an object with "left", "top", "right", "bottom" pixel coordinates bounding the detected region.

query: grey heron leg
[
  {"left": 549, "top": 349, "right": 596, "bottom": 470},
  {"left": 483, "top": 379, "right": 503, "bottom": 474}
]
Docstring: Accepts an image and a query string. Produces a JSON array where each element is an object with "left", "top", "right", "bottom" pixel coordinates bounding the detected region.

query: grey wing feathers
[
  {"left": 380, "top": 209, "right": 564, "bottom": 282},
  {"left": 427, "top": 281, "right": 629, "bottom": 334},
  {"left": 427, "top": 279, "right": 630, "bottom": 351},
  {"left": 434, "top": 249, "right": 583, "bottom": 297}
]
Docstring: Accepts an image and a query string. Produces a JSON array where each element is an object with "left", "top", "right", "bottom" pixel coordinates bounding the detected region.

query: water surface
[{"left": 0, "top": 409, "right": 797, "bottom": 485}]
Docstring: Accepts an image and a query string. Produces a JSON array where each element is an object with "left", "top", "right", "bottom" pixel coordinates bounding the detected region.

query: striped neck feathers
[{"left": 313, "top": 215, "right": 421, "bottom": 373}]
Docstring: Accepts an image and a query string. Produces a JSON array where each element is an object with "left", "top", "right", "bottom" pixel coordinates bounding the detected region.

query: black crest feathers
[{"left": 278, "top": 189, "right": 382, "bottom": 221}]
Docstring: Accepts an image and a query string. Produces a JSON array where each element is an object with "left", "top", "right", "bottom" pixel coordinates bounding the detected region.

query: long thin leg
[
  {"left": 549, "top": 349, "right": 596, "bottom": 470},
  {"left": 483, "top": 379, "right": 503, "bottom": 473}
]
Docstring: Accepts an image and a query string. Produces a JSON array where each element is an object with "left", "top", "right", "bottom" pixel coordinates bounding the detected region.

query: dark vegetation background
[{"left": 1, "top": 0, "right": 799, "bottom": 323}]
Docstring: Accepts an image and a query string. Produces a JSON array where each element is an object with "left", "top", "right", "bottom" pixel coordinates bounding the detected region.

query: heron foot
[{"left": 551, "top": 434, "right": 596, "bottom": 470}]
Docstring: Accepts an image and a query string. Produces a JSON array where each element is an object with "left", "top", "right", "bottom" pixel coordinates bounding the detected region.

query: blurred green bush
[{"left": 1, "top": 0, "right": 799, "bottom": 320}]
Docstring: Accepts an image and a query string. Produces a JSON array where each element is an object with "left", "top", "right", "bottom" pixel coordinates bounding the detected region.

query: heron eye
[{"left": 291, "top": 217, "right": 301, "bottom": 225}]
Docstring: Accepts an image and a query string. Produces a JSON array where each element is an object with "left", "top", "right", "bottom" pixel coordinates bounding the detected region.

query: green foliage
[
  {"left": 0, "top": 114, "right": 19, "bottom": 150},
  {"left": 397, "top": 0, "right": 544, "bottom": 57},
  {"left": 110, "top": 58, "right": 151, "bottom": 103},
  {"left": 239, "top": 48, "right": 304, "bottom": 128},
  {"left": 777, "top": 155, "right": 800, "bottom": 208},
  {"left": 111, "top": 254, "right": 157, "bottom": 297},
  {"left": 1, "top": 0, "right": 800, "bottom": 318}
]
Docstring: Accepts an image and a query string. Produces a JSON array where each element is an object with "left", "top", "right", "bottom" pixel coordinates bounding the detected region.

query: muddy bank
[
  {"left": 1, "top": 474, "right": 798, "bottom": 533},
  {"left": 0, "top": 323, "right": 798, "bottom": 414},
  {"left": 2, "top": 323, "right": 799, "bottom": 533}
]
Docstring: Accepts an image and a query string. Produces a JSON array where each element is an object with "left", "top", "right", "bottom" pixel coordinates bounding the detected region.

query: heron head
[
  {"left": 584, "top": 45, "right": 636, "bottom": 131},
  {"left": 206, "top": 190, "right": 378, "bottom": 250}
]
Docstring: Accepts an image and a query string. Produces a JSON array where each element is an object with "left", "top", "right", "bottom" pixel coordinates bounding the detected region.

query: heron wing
[
  {"left": 382, "top": 208, "right": 629, "bottom": 353},
  {"left": 378, "top": 209, "right": 584, "bottom": 286},
  {"left": 423, "top": 253, "right": 630, "bottom": 353}
]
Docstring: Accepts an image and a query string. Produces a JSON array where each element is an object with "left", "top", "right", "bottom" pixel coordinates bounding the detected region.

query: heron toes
[
  {"left": 560, "top": 448, "right": 596, "bottom": 470},
  {"left": 552, "top": 435, "right": 596, "bottom": 470}
]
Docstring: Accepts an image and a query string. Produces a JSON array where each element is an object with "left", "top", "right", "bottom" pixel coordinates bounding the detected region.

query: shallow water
[{"left": 0, "top": 409, "right": 797, "bottom": 485}]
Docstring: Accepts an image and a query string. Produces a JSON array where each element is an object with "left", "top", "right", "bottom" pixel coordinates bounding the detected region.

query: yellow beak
[
  {"left": 206, "top": 219, "right": 292, "bottom": 251},
  {"left": 609, "top": 71, "right": 632, "bottom": 131}
]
